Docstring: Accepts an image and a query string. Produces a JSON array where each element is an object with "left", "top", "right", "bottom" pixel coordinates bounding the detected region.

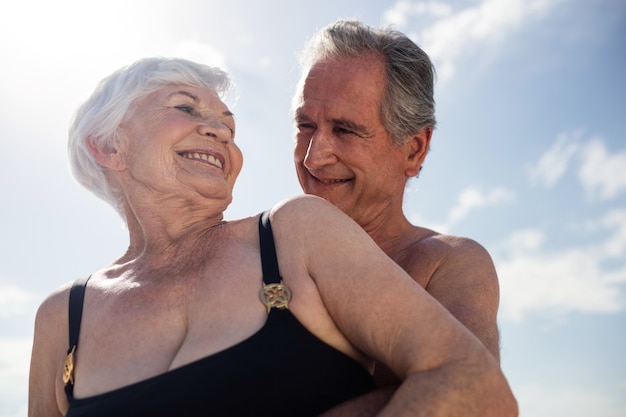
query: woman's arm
[
  {"left": 28, "top": 287, "right": 70, "bottom": 417},
  {"left": 272, "top": 195, "right": 518, "bottom": 417}
]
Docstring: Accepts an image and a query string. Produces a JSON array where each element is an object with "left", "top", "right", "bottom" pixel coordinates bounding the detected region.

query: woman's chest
[{"left": 73, "top": 256, "right": 268, "bottom": 398}]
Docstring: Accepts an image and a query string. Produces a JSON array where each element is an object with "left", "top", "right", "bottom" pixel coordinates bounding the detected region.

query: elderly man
[{"left": 292, "top": 20, "right": 511, "bottom": 416}]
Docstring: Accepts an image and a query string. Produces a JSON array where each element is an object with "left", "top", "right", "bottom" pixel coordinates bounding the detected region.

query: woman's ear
[
  {"left": 87, "top": 137, "right": 126, "bottom": 171},
  {"left": 404, "top": 127, "right": 432, "bottom": 177}
]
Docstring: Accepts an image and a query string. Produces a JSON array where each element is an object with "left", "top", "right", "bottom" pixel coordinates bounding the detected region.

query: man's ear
[
  {"left": 86, "top": 137, "right": 126, "bottom": 171},
  {"left": 404, "top": 127, "right": 432, "bottom": 177}
]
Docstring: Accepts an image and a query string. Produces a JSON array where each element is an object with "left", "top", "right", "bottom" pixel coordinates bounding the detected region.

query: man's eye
[
  {"left": 298, "top": 123, "right": 315, "bottom": 131},
  {"left": 334, "top": 127, "right": 354, "bottom": 135}
]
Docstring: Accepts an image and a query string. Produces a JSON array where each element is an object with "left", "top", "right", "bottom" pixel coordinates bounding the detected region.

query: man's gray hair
[{"left": 294, "top": 19, "right": 436, "bottom": 146}]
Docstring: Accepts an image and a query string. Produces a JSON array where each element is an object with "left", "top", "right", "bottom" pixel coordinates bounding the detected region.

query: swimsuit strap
[
  {"left": 258, "top": 211, "right": 292, "bottom": 312},
  {"left": 258, "top": 211, "right": 281, "bottom": 284},
  {"left": 68, "top": 276, "right": 90, "bottom": 350},
  {"left": 64, "top": 275, "right": 91, "bottom": 397}
]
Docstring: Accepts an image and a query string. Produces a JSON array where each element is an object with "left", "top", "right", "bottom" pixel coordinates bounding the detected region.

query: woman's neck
[{"left": 118, "top": 194, "right": 229, "bottom": 271}]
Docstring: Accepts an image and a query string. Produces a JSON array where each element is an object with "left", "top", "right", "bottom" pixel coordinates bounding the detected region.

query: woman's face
[{"left": 117, "top": 84, "right": 243, "bottom": 206}]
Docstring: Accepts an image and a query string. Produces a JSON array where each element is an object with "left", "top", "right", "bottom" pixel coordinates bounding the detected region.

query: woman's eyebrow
[
  {"left": 169, "top": 90, "right": 234, "bottom": 118},
  {"left": 169, "top": 90, "right": 199, "bottom": 102}
]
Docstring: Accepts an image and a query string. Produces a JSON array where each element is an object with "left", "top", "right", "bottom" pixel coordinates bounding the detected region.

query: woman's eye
[{"left": 175, "top": 105, "right": 194, "bottom": 114}]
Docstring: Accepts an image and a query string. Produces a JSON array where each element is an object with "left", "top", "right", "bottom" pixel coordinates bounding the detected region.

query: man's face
[{"left": 293, "top": 54, "right": 413, "bottom": 226}]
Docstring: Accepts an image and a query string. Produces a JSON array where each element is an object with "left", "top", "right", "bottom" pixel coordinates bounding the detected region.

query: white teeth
[{"left": 181, "top": 152, "right": 223, "bottom": 169}]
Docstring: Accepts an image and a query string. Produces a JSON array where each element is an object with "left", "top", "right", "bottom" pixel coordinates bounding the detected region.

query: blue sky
[{"left": 1, "top": 1, "right": 625, "bottom": 416}]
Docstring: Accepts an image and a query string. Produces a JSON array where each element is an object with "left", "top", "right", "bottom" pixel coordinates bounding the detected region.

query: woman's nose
[{"left": 197, "top": 119, "right": 232, "bottom": 144}]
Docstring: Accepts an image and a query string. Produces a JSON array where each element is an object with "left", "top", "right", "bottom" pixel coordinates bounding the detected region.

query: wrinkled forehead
[
  {"left": 297, "top": 56, "right": 385, "bottom": 112},
  {"left": 130, "top": 84, "right": 230, "bottom": 114}
]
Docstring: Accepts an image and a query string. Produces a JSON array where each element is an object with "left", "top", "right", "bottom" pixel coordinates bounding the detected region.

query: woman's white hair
[{"left": 67, "top": 57, "right": 233, "bottom": 217}]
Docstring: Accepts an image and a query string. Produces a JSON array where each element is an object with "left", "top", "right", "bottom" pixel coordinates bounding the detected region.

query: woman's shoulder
[
  {"left": 35, "top": 277, "right": 98, "bottom": 342},
  {"left": 37, "top": 280, "right": 74, "bottom": 315},
  {"left": 265, "top": 195, "right": 375, "bottom": 257},
  {"left": 31, "top": 279, "right": 77, "bottom": 366},
  {"left": 268, "top": 194, "right": 348, "bottom": 227},
  {"left": 272, "top": 193, "right": 333, "bottom": 210}
]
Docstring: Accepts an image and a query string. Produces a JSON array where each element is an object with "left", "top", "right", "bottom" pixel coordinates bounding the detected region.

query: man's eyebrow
[
  {"left": 332, "top": 118, "right": 371, "bottom": 136},
  {"left": 294, "top": 112, "right": 312, "bottom": 123},
  {"left": 295, "top": 113, "right": 371, "bottom": 136}
]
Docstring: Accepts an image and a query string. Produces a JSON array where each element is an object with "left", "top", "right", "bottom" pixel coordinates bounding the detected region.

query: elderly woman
[{"left": 28, "top": 57, "right": 516, "bottom": 417}]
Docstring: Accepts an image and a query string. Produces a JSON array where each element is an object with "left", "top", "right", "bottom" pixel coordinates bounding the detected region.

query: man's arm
[
  {"left": 318, "top": 387, "right": 395, "bottom": 417},
  {"left": 425, "top": 237, "right": 501, "bottom": 361}
]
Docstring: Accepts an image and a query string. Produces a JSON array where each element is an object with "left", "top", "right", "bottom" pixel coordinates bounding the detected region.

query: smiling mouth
[
  {"left": 178, "top": 152, "right": 223, "bottom": 169},
  {"left": 313, "top": 175, "right": 351, "bottom": 184}
]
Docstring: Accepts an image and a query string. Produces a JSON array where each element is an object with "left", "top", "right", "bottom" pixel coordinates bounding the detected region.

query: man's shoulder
[
  {"left": 405, "top": 227, "right": 489, "bottom": 257},
  {"left": 424, "top": 232, "right": 488, "bottom": 253},
  {"left": 392, "top": 228, "right": 495, "bottom": 285}
]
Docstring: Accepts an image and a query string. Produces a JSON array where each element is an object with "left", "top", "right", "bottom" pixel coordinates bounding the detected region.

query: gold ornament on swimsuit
[
  {"left": 62, "top": 345, "right": 76, "bottom": 385},
  {"left": 259, "top": 281, "right": 291, "bottom": 313}
]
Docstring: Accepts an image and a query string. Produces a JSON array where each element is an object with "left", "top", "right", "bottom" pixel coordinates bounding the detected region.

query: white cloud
[
  {"left": 528, "top": 131, "right": 626, "bottom": 201},
  {"left": 446, "top": 186, "right": 516, "bottom": 228},
  {"left": 382, "top": 0, "right": 413, "bottom": 27},
  {"left": 410, "top": 185, "right": 515, "bottom": 233},
  {"left": 0, "top": 285, "right": 37, "bottom": 319},
  {"left": 579, "top": 138, "right": 626, "bottom": 201},
  {"left": 383, "top": 0, "right": 452, "bottom": 27},
  {"left": 495, "top": 209, "right": 626, "bottom": 321},
  {"left": 599, "top": 210, "right": 626, "bottom": 260},
  {"left": 528, "top": 130, "right": 582, "bottom": 188},
  {"left": 514, "top": 382, "right": 626, "bottom": 417},
  {"left": 172, "top": 40, "right": 228, "bottom": 70},
  {"left": 382, "top": 0, "right": 564, "bottom": 82},
  {"left": 0, "top": 338, "right": 31, "bottom": 417}
]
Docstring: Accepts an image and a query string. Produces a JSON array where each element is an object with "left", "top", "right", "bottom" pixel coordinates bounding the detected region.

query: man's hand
[{"left": 318, "top": 387, "right": 396, "bottom": 417}]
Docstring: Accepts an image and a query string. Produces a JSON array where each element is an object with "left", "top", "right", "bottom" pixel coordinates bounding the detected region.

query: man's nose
[{"left": 303, "top": 130, "right": 337, "bottom": 169}]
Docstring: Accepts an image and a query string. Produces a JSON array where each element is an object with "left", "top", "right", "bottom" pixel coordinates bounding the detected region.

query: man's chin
[{"left": 305, "top": 189, "right": 343, "bottom": 207}]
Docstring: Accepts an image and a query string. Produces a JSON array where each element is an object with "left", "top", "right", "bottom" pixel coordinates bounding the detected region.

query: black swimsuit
[{"left": 64, "top": 211, "right": 374, "bottom": 417}]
